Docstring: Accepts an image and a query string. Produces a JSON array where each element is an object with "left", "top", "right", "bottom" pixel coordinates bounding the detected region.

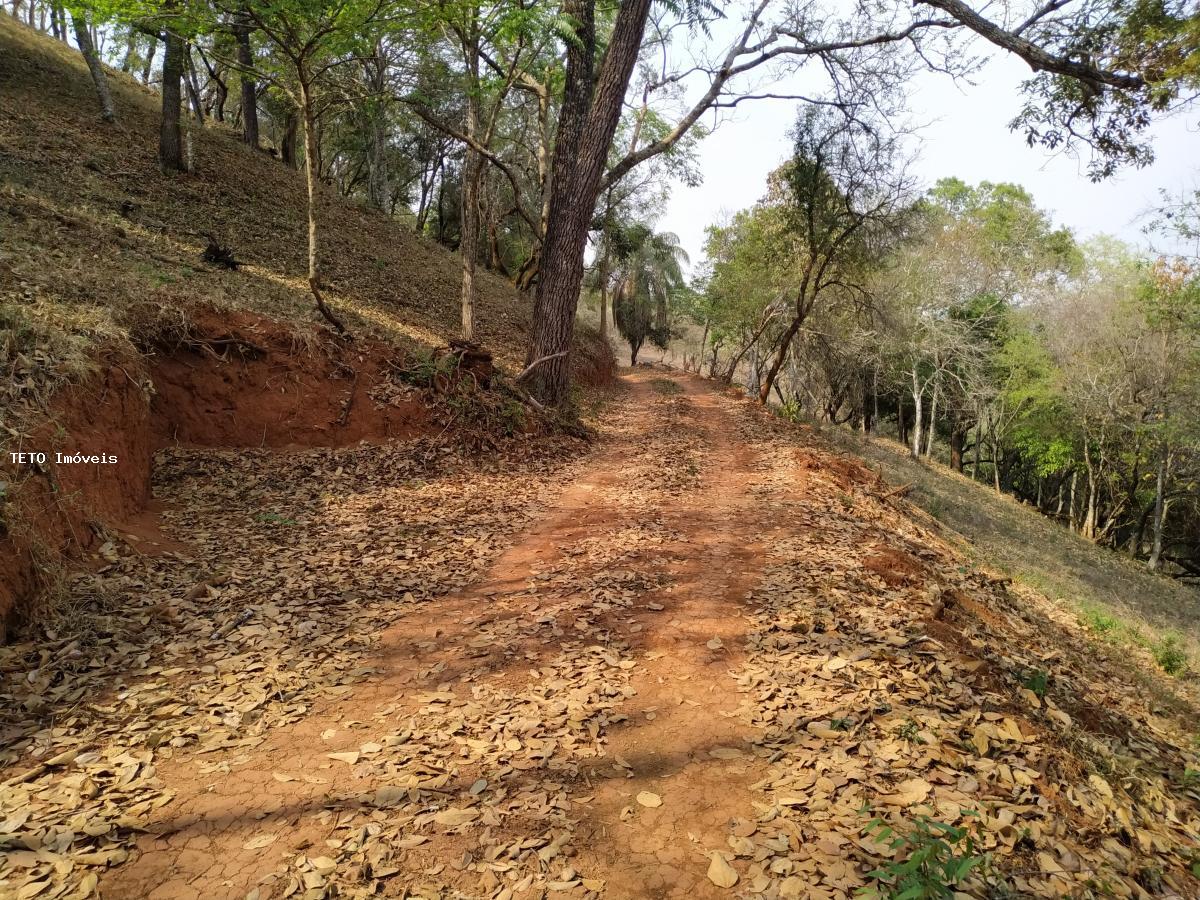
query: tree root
[{"left": 310, "top": 278, "right": 351, "bottom": 338}]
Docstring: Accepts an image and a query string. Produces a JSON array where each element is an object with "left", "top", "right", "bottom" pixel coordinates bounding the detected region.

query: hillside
[
  {"left": 823, "top": 427, "right": 1200, "bottom": 667},
  {"left": 0, "top": 16, "right": 557, "bottom": 381},
  {"left": 0, "top": 17, "right": 611, "bottom": 629}
]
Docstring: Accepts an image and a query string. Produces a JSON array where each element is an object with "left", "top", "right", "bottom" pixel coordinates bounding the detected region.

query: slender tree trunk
[
  {"left": 910, "top": 367, "right": 922, "bottom": 460},
  {"left": 599, "top": 272, "right": 609, "bottom": 343},
  {"left": 949, "top": 428, "right": 966, "bottom": 473},
  {"left": 364, "top": 50, "right": 389, "bottom": 212},
  {"left": 1148, "top": 443, "right": 1168, "bottom": 571},
  {"left": 759, "top": 313, "right": 804, "bottom": 404},
  {"left": 873, "top": 367, "right": 883, "bottom": 436},
  {"left": 924, "top": 382, "right": 938, "bottom": 458},
  {"left": 159, "top": 23, "right": 185, "bottom": 172},
  {"left": 993, "top": 436, "right": 1002, "bottom": 492},
  {"left": 298, "top": 80, "right": 348, "bottom": 336},
  {"left": 281, "top": 110, "right": 298, "bottom": 166},
  {"left": 142, "top": 34, "right": 157, "bottom": 83},
  {"left": 1082, "top": 437, "right": 1097, "bottom": 539},
  {"left": 524, "top": 0, "right": 653, "bottom": 404},
  {"left": 459, "top": 29, "right": 482, "bottom": 342},
  {"left": 460, "top": 152, "right": 481, "bottom": 340},
  {"left": 184, "top": 44, "right": 205, "bottom": 122},
  {"left": 1068, "top": 469, "right": 1079, "bottom": 532},
  {"left": 120, "top": 30, "right": 136, "bottom": 71},
  {"left": 72, "top": 11, "right": 115, "bottom": 123},
  {"left": 234, "top": 19, "right": 259, "bottom": 148}
]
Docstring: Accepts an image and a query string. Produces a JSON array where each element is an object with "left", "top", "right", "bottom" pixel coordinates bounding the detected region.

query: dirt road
[{"left": 3, "top": 371, "right": 1198, "bottom": 900}]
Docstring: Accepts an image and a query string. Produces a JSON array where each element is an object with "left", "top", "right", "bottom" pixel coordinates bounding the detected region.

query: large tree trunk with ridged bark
[
  {"left": 523, "top": 0, "right": 653, "bottom": 405},
  {"left": 235, "top": 17, "right": 259, "bottom": 148},
  {"left": 159, "top": 19, "right": 185, "bottom": 172}
]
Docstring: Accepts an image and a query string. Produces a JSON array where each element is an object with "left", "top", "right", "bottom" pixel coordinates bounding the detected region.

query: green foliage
[
  {"left": 255, "top": 511, "right": 297, "bottom": 526},
  {"left": 860, "top": 813, "right": 985, "bottom": 899},
  {"left": 1151, "top": 634, "right": 1188, "bottom": 675},
  {"left": 1080, "top": 605, "right": 1119, "bottom": 635},
  {"left": 894, "top": 719, "right": 925, "bottom": 744},
  {"left": 610, "top": 223, "right": 687, "bottom": 362},
  {"left": 395, "top": 351, "right": 457, "bottom": 388},
  {"left": 777, "top": 398, "right": 803, "bottom": 423},
  {"left": 1021, "top": 669, "right": 1049, "bottom": 699}
]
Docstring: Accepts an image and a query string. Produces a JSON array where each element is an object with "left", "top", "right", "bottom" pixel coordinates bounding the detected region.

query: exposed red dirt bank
[
  {"left": 0, "top": 362, "right": 153, "bottom": 636},
  {"left": 1, "top": 311, "right": 431, "bottom": 634},
  {"left": 147, "top": 311, "right": 430, "bottom": 448}
]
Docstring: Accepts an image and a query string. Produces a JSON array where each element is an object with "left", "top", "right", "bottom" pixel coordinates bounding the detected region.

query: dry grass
[
  {"left": 0, "top": 16, "right": 591, "bottom": 428},
  {"left": 819, "top": 424, "right": 1200, "bottom": 684}
]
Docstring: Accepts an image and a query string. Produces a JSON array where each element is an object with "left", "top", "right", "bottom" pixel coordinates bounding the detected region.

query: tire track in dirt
[{"left": 569, "top": 375, "right": 772, "bottom": 899}]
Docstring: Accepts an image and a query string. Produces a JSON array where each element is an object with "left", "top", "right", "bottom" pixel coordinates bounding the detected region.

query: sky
[{"left": 658, "top": 33, "right": 1199, "bottom": 272}]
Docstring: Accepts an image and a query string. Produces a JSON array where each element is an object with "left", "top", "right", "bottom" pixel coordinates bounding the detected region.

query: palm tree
[{"left": 609, "top": 224, "right": 689, "bottom": 364}]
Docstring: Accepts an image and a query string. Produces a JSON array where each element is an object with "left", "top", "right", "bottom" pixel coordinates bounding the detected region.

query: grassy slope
[
  {"left": 0, "top": 17, "right": 597, "bottom": 422},
  {"left": 820, "top": 423, "right": 1200, "bottom": 677}
]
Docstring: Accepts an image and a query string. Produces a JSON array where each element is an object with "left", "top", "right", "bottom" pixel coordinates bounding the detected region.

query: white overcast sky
[{"left": 658, "top": 33, "right": 1199, "bottom": 270}]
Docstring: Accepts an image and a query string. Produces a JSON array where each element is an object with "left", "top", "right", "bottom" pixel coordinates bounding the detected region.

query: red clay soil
[
  {"left": 0, "top": 362, "right": 153, "bottom": 636},
  {"left": 1, "top": 309, "right": 432, "bottom": 635},
  {"left": 147, "top": 310, "right": 430, "bottom": 448}
]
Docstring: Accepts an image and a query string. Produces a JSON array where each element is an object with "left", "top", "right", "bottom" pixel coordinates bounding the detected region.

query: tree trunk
[
  {"left": 142, "top": 33, "right": 157, "bottom": 83},
  {"left": 1148, "top": 443, "right": 1168, "bottom": 571},
  {"left": 924, "top": 383, "right": 938, "bottom": 458},
  {"left": 72, "top": 11, "right": 114, "bottom": 123},
  {"left": 758, "top": 313, "right": 804, "bottom": 404},
  {"left": 1082, "top": 438, "right": 1097, "bottom": 539},
  {"left": 459, "top": 148, "right": 481, "bottom": 340},
  {"left": 599, "top": 285, "right": 609, "bottom": 343},
  {"left": 992, "top": 438, "right": 1002, "bottom": 491},
  {"left": 949, "top": 428, "right": 966, "bottom": 473},
  {"left": 281, "top": 110, "right": 298, "bottom": 167},
  {"left": 1068, "top": 469, "right": 1079, "bottom": 532},
  {"left": 459, "top": 30, "right": 482, "bottom": 342},
  {"left": 184, "top": 44, "right": 205, "bottom": 122},
  {"left": 235, "top": 18, "right": 259, "bottom": 148},
  {"left": 159, "top": 22, "right": 185, "bottom": 172},
  {"left": 120, "top": 30, "right": 136, "bottom": 71},
  {"left": 909, "top": 367, "right": 922, "bottom": 460},
  {"left": 364, "top": 49, "right": 389, "bottom": 212},
  {"left": 524, "top": 0, "right": 653, "bottom": 404},
  {"left": 298, "top": 80, "right": 348, "bottom": 336}
]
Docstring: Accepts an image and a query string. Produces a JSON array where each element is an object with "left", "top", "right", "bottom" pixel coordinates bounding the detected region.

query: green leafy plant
[
  {"left": 395, "top": 351, "right": 457, "bottom": 389},
  {"left": 255, "top": 511, "right": 297, "bottom": 526},
  {"left": 859, "top": 813, "right": 984, "bottom": 899},
  {"left": 1152, "top": 634, "right": 1188, "bottom": 675},
  {"left": 778, "top": 397, "right": 803, "bottom": 423},
  {"left": 895, "top": 718, "right": 926, "bottom": 744},
  {"left": 1021, "top": 669, "right": 1049, "bottom": 698},
  {"left": 1080, "top": 605, "right": 1118, "bottom": 636}
]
